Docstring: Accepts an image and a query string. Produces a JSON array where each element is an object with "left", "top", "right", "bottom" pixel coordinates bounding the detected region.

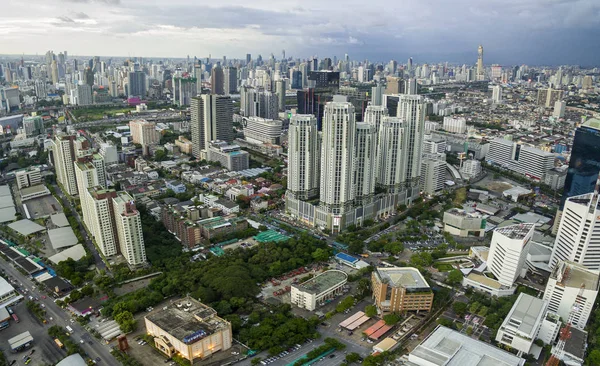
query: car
[
  {"left": 329, "top": 354, "right": 336, "bottom": 358},
  {"left": 88, "top": 341, "right": 93, "bottom": 345},
  {"left": 70, "top": 319, "right": 75, "bottom": 323},
  {"left": 25, "top": 359, "right": 32, "bottom": 365},
  {"left": 95, "top": 357, "right": 101, "bottom": 362},
  {"left": 80, "top": 340, "right": 84, "bottom": 344}
]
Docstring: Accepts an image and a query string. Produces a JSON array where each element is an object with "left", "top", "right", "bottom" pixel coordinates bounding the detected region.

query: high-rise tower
[
  {"left": 397, "top": 94, "right": 426, "bottom": 201},
  {"left": 287, "top": 115, "right": 320, "bottom": 200},
  {"left": 476, "top": 45, "right": 484, "bottom": 80},
  {"left": 190, "top": 94, "right": 233, "bottom": 159}
]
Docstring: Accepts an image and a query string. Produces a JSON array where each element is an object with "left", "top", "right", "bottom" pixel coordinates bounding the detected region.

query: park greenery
[
  {"left": 292, "top": 338, "right": 345, "bottom": 366},
  {"left": 584, "top": 296, "right": 600, "bottom": 365},
  {"left": 48, "top": 325, "right": 80, "bottom": 355}
]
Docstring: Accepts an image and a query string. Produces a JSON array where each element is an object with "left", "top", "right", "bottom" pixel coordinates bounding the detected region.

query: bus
[
  {"left": 54, "top": 339, "right": 64, "bottom": 349},
  {"left": 11, "top": 314, "right": 19, "bottom": 323}
]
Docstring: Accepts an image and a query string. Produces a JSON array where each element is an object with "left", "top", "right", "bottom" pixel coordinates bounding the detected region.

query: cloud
[
  {"left": 72, "top": 12, "right": 90, "bottom": 19},
  {"left": 63, "top": 0, "right": 120, "bottom": 4},
  {"left": 56, "top": 16, "right": 75, "bottom": 23}
]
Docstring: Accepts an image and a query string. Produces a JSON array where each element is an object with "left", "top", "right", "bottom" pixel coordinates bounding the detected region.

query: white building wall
[{"left": 488, "top": 224, "right": 535, "bottom": 287}]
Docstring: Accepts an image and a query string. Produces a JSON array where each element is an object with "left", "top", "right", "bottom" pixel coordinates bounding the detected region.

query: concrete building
[
  {"left": 397, "top": 95, "right": 426, "bottom": 201},
  {"left": 492, "top": 85, "right": 502, "bottom": 104},
  {"left": 443, "top": 209, "right": 485, "bottom": 237},
  {"left": 495, "top": 293, "right": 560, "bottom": 356},
  {"left": 376, "top": 116, "right": 405, "bottom": 194},
  {"left": 99, "top": 142, "right": 118, "bottom": 165},
  {"left": 543, "top": 260, "right": 599, "bottom": 330},
  {"left": 190, "top": 94, "right": 233, "bottom": 159},
  {"left": 420, "top": 154, "right": 446, "bottom": 195},
  {"left": 82, "top": 186, "right": 119, "bottom": 258},
  {"left": 287, "top": 114, "right": 320, "bottom": 200},
  {"left": 544, "top": 168, "right": 567, "bottom": 190},
  {"left": 371, "top": 267, "right": 433, "bottom": 314},
  {"left": 553, "top": 100, "right": 566, "bottom": 118},
  {"left": 422, "top": 135, "right": 446, "bottom": 154},
  {"left": 128, "top": 70, "right": 146, "bottom": 97},
  {"left": 354, "top": 122, "right": 377, "bottom": 206},
  {"left": 442, "top": 116, "right": 467, "bottom": 134},
  {"left": 550, "top": 191, "right": 600, "bottom": 271},
  {"left": 363, "top": 104, "right": 388, "bottom": 132},
  {"left": 242, "top": 117, "right": 282, "bottom": 144},
  {"left": 461, "top": 159, "right": 482, "bottom": 179},
  {"left": 223, "top": 67, "right": 237, "bottom": 95},
  {"left": 113, "top": 192, "right": 146, "bottom": 266},
  {"left": 537, "top": 87, "right": 564, "bottom": 108},
  {"left": 22, "top": 116, "right": 44, "bottom": 137},
  {"left": 462, "top": 273, "right": 516, "bottom": 297},
  {"left": 290, "top": 270, "right": 348, "bottom": 311},
  {"left": 15, "top": 167, "right": 42, "bottom": 189},
  {"left": 129, "top": 120, "right": 160, "bottom": 151},
  {"left": 175, "top": 136, "right": 193, "bottom": 155},
  {"left": 0, "top": 277, "right": 21, "bottom": 308},
  {"left": 488, "top": 224, "right": 535, "bottom": 287},
  {"left": 406, "top": 325, "right": 525, "bottom": 366},
  {"left": 206, "top": 141, "right": 249, "bottom": 171},
  {"left": 145, "top": 297, "right": 232, "bottom": 362},
  {"left": 488, "top": 138, "right": 556, "bottom": 180},
  {"left": 52, "top": 134, "right": 78, "bottom": 196}
]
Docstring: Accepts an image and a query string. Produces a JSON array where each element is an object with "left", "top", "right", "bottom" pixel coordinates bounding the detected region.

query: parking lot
[{"left": 23, "top": 195, "right": 62, "bottom": 219}]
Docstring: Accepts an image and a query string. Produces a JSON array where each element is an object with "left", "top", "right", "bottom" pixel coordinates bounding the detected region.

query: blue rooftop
[{"left": 335, "top": 252, "right": 358, "bottom": 264}]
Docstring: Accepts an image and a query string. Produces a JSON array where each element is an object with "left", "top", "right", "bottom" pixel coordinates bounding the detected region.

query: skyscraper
[
  {"left": 275, "top": 79, "right": 287, "bottom": 112},
  {"left": 211, "top": 66, "right": 224, "bottom": 95},
  {"left": 319, "top": 98, "right": 356, "bottom": 213},
  {"left": 223, "top": 67, "right": 237, "bottom": 95},
  {"left": 363, "top": 104, "right": 389, "bottom": 133},
  {"left": 354, "top": 123, "right": 377, "bottom": 205},
  {"left": 376, "top": 117, "right": 405, "bottom": 194},
  {"left": 113, "top": 192, "right": 147, "bottom": 266},
  {"left": 397, "top": 94, "right": 426, "bottom": 201},
  {"left": 129, "top": 119, "right": 160, "bottom": 154},
  {"left": 128, "top": 70, "right": 146, "bottom": 97},
  {"left": 52, "top": 134, "right": 78, "bottom": 196},
  {"left": 287, "top": 115, "right": 320, "bottom": 200},
  {"left": 190, "top": 94, "right": 233, "bottom": 159},
  {"left": 50, "top": 60, "right": 59, "bottom": 84},
  {"left": 82, "top": 186, "right": 119, "bottom": 257},
  {"left": 492, "top": 84, "right": 502, "bottom": 103},
  {"left": 476, "top": 45, "right": 484, "bottom": 80}
]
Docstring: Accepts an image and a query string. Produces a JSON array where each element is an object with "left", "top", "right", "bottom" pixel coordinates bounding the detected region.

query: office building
[
  {"left": 145, "top": 297, "right": 232, "bottom": 362},
  {"left": 72, "top": 84, "right": 92, "bottom": 106},
  {"left": 371, "top": 83, "right": 384, "bottom": 106},
  {"left": 495, "top": 294, "right": 560, "bottom": 355},
  {"left": 22, "top": 116, "right": 44, "bottom": 137},
  {"left": 190, "top": 94, "right": 233, "bottom": 159},
  {"left": 211, "top": 66, "right": 224, "bottom": 95},
  {"left": 291, "top": 270, "right": 348, "bottom": 311},
  {"left": 488, "top": 138, "right": 555, "bottom": 180},
  {"left": 354, "top": 123, "right": 377, "bottom": 205},
  {"left": 307, "top": 71, "right": 339, "bottom": 89},
  {"left": 52, "top": 134, "right": 78, "bottom": 196},
  {"left": 442, "top": 116, "right": 467, "bottom": 134},
  {"left": 536, "top": 87, "right": 564, "bottom": 108},
  {"left": 172, "top": 74, "right": 197, "bottom": 106},
  {"left": 240, "top": 87, "right": 279, "bottom": 119},
  {"left": 407, "top": 325, "right": 525, "bottom": 366},
  {"left": 275, "top": 79, "right": 287, "bottom": 112},
  {"left": 206, "top": 141, "right": 249, "bottom": 171},
  {"left": 113, "top": 192, "right": 146, "bottom": 266},
  {"left": 543, "top": 261, "right": 599, "bottom": 330},
  {"left": 492, "top": 85, "right": 502, "bottom": 103},
  {"left": 319, "top": 98, "right": 356, "bottom": 213},
  {"left": 371, "top": 267, "right": 433, "bottom": 314},
  {"left": 553, "top": 100, "right": 566, "bottom": 118},
  {"left": 15, "top": 167, "right": 42, "bottom": 189},
  {"left": 287, "top": 114, "right": 320, "bottom": 200},
  {"left": 476, "top": 45, "right": 485, "bottom": 80},
  {"left": 460, "top": 159, "right": 482, "bottom": 179},
  {"left": 51, "top": 60, "right": 59, "bottom": 84},
  {"left": 384, "top": 77, "right": 403, "bottom": 94},
  {"left": 443, "top": 209, "right": 485, "bottom": 237},
  {"left": 128, "top": 70, "right": 146, "bottom": 97},
  {"left": 420, "top": 154, "right": 446, "bottom": 195},
  {"left": 223, "top": 67, "right": 237, "bottom": 95},
  {"left": 422, "top": 135, "right": 446, "bottom": 154},
  {"left": 242, "top": 117, "right": 282, "bottom": 144},
  {"left": 550, "top": 190, "right": 600, "bottom": 271},
  {"left": 488, "top": 224, "right": 535, "bottom": 287}
]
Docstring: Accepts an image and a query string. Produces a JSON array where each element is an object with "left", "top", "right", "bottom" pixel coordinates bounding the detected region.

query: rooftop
[
  {"left": 582, "top": 117, "right": 600, "bottom": 130},
  {"left": 48, "top": 244, "right": 87, "bottom": 264},
  {"left": 0, "top": 276, "right": 15, "bottom": 296},
  {"left": 294, "top": 270, "right": 348, "bottom": 295},
  {"left": 563, "top": 327, "right": 587, "bottom": 360},
  {"left": 8, "top": 219, "right": 45, "bottom": 236},
  {"left": 466, "top": 273, "right": 503, "bottom": 289},
  {"left": 500, "top": 293, "right": 546, "bottom": 337},
  {"left": 50, "top": 213, "right": 70, "bottom": 227},
  {"left": 56, "top": 354, "right": 87, "bottom": 366},
  {"left": 407, "top": 325, "right": 524, "bottom": 366},
  {"left": 494, "top": 223, "right": 535, "bottom": 241},
  {"left": 375, "top": 267, "right": 430, "bottom": 290},
  {"left": 145, "top": 297, "right": 230, "bottom": 344},
  {"left": 48, "top": 227, "right": 79, "bottom": 249},
  {"left": 551, "top": 261, "right": 600, "bottom": 290}
]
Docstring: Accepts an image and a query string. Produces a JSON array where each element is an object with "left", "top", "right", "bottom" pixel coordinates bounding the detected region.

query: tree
[
  {"left": 446, "top": 270, "right": 463, "bottom": 287},
  {"left": 365, "top": 305, "right": 378, "bottom": 318},
  {"left": 586, "top": 350, "right": 600, "bottom": 365},
  {"left": 345, "top": 352, "right": 361, "bottom": 364},
  {"left": 452, "top": 302, "right": 468, "bottom": 317},
  {"left": 383, "top": 313, "right": 401, "bottom": 325},
  {"left": 312, "top": 248, "right": 331, "bottom": 262},
  {"left": 336, "top": 296, "right": 355, "bottom": 313},
  {"left": 469, "top": 302, "right": 481, "bottom": 314},
  {"left": 114, "top": 311, "right": 137, "bottom": 333}
]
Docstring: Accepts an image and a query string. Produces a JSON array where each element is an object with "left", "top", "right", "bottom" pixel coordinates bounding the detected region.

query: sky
[{"left": 2, "top": 0, "right": 600, "bottom": 66}]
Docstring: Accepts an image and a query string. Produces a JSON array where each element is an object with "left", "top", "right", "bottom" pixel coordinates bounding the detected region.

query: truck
[
  {"left": 66, "top": 325, "right": 73, "bottom": 333},
  {"left": 54, "top": 339, "right": 64, "bottom": 349}
]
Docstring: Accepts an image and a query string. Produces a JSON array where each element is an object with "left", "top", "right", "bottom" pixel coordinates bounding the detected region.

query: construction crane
[{"left": 545, "top": 275, "right": 585, "bottom": 366}]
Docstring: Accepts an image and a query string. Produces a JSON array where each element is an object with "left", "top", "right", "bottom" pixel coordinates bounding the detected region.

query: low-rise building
[
  {"left": 371, "top": 267, "right": 433, "bottom": 314},
  {"left": 495, "top": 293, "right": 560, "bottom": 356},
  {"left": 207, "top": 141, "right": 249, "bottom": 171},
  {"left": 175, "top": 136, "right": 193, "bottom": 155},
  {"left": 197, "top": 216, "right": 248, "bottom": 241},
  {"left": 291, "top": 270, "right": 348, "bottom": 311},
  {"left": 15, "top": 167, "right": 42, "bottom": 189},
  {"left": 166, "top": 180, "right": 186, "bottom": 194},
  {"left": 443, "top": 209, "right": 486, "bottom": 237},
  {"left": 461, "top": 272, "right": 516, "bottom": 297},
  {"left": 0, "top": 276, "right": 22, "bottom": 308},
  {"left": 145, "top": 297, "right": 232, "bottom": 362}
]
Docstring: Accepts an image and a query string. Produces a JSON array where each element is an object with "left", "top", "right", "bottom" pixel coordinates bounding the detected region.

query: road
[
  {"left": 0, "top": 259, "right": 116, "bottom": 364},
  {"left": 51, "top": 183, "right": 106, "bottom": 270}
]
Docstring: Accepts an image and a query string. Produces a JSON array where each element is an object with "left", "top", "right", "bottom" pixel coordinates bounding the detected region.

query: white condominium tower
[
  {"left": 363, "top": 104, "right": 388, "bottom": 132},
  {"left": 319, "top": 97, "right": 356, "bottom": 213},
  {"left": 287, "top": 115, "right": 320, "bottom": 200},
  {"left": 397, "top": 94, "right": 426, "bottom": 200},
  {"left": 376, "top": 117, "right": 405, "bottom": 193},
  {"left": 354, "top": 123, "right": 377, "bottom": 205},
  {"left": 550, "top": 186, "right": 600, "bottom": 271},
  {"left": 82, "top": 186, "right": 119, "bottom": 258},
  {"left": 113, "top": 192, "right": 146, "bottom": 266},
  {"left": 52, "top": 134, "right": 78, "bottom": 196},
  {"left": 543, "top": 260, "right": 599, "bottom": 329},
  {"left": 488, "top": 223, "right": 535, "bottom": 287}
]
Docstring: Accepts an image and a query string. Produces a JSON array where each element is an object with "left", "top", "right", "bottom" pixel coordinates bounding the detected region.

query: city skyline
[{"left": 2, "top": 0, "right": 600, "bottom": 66}]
